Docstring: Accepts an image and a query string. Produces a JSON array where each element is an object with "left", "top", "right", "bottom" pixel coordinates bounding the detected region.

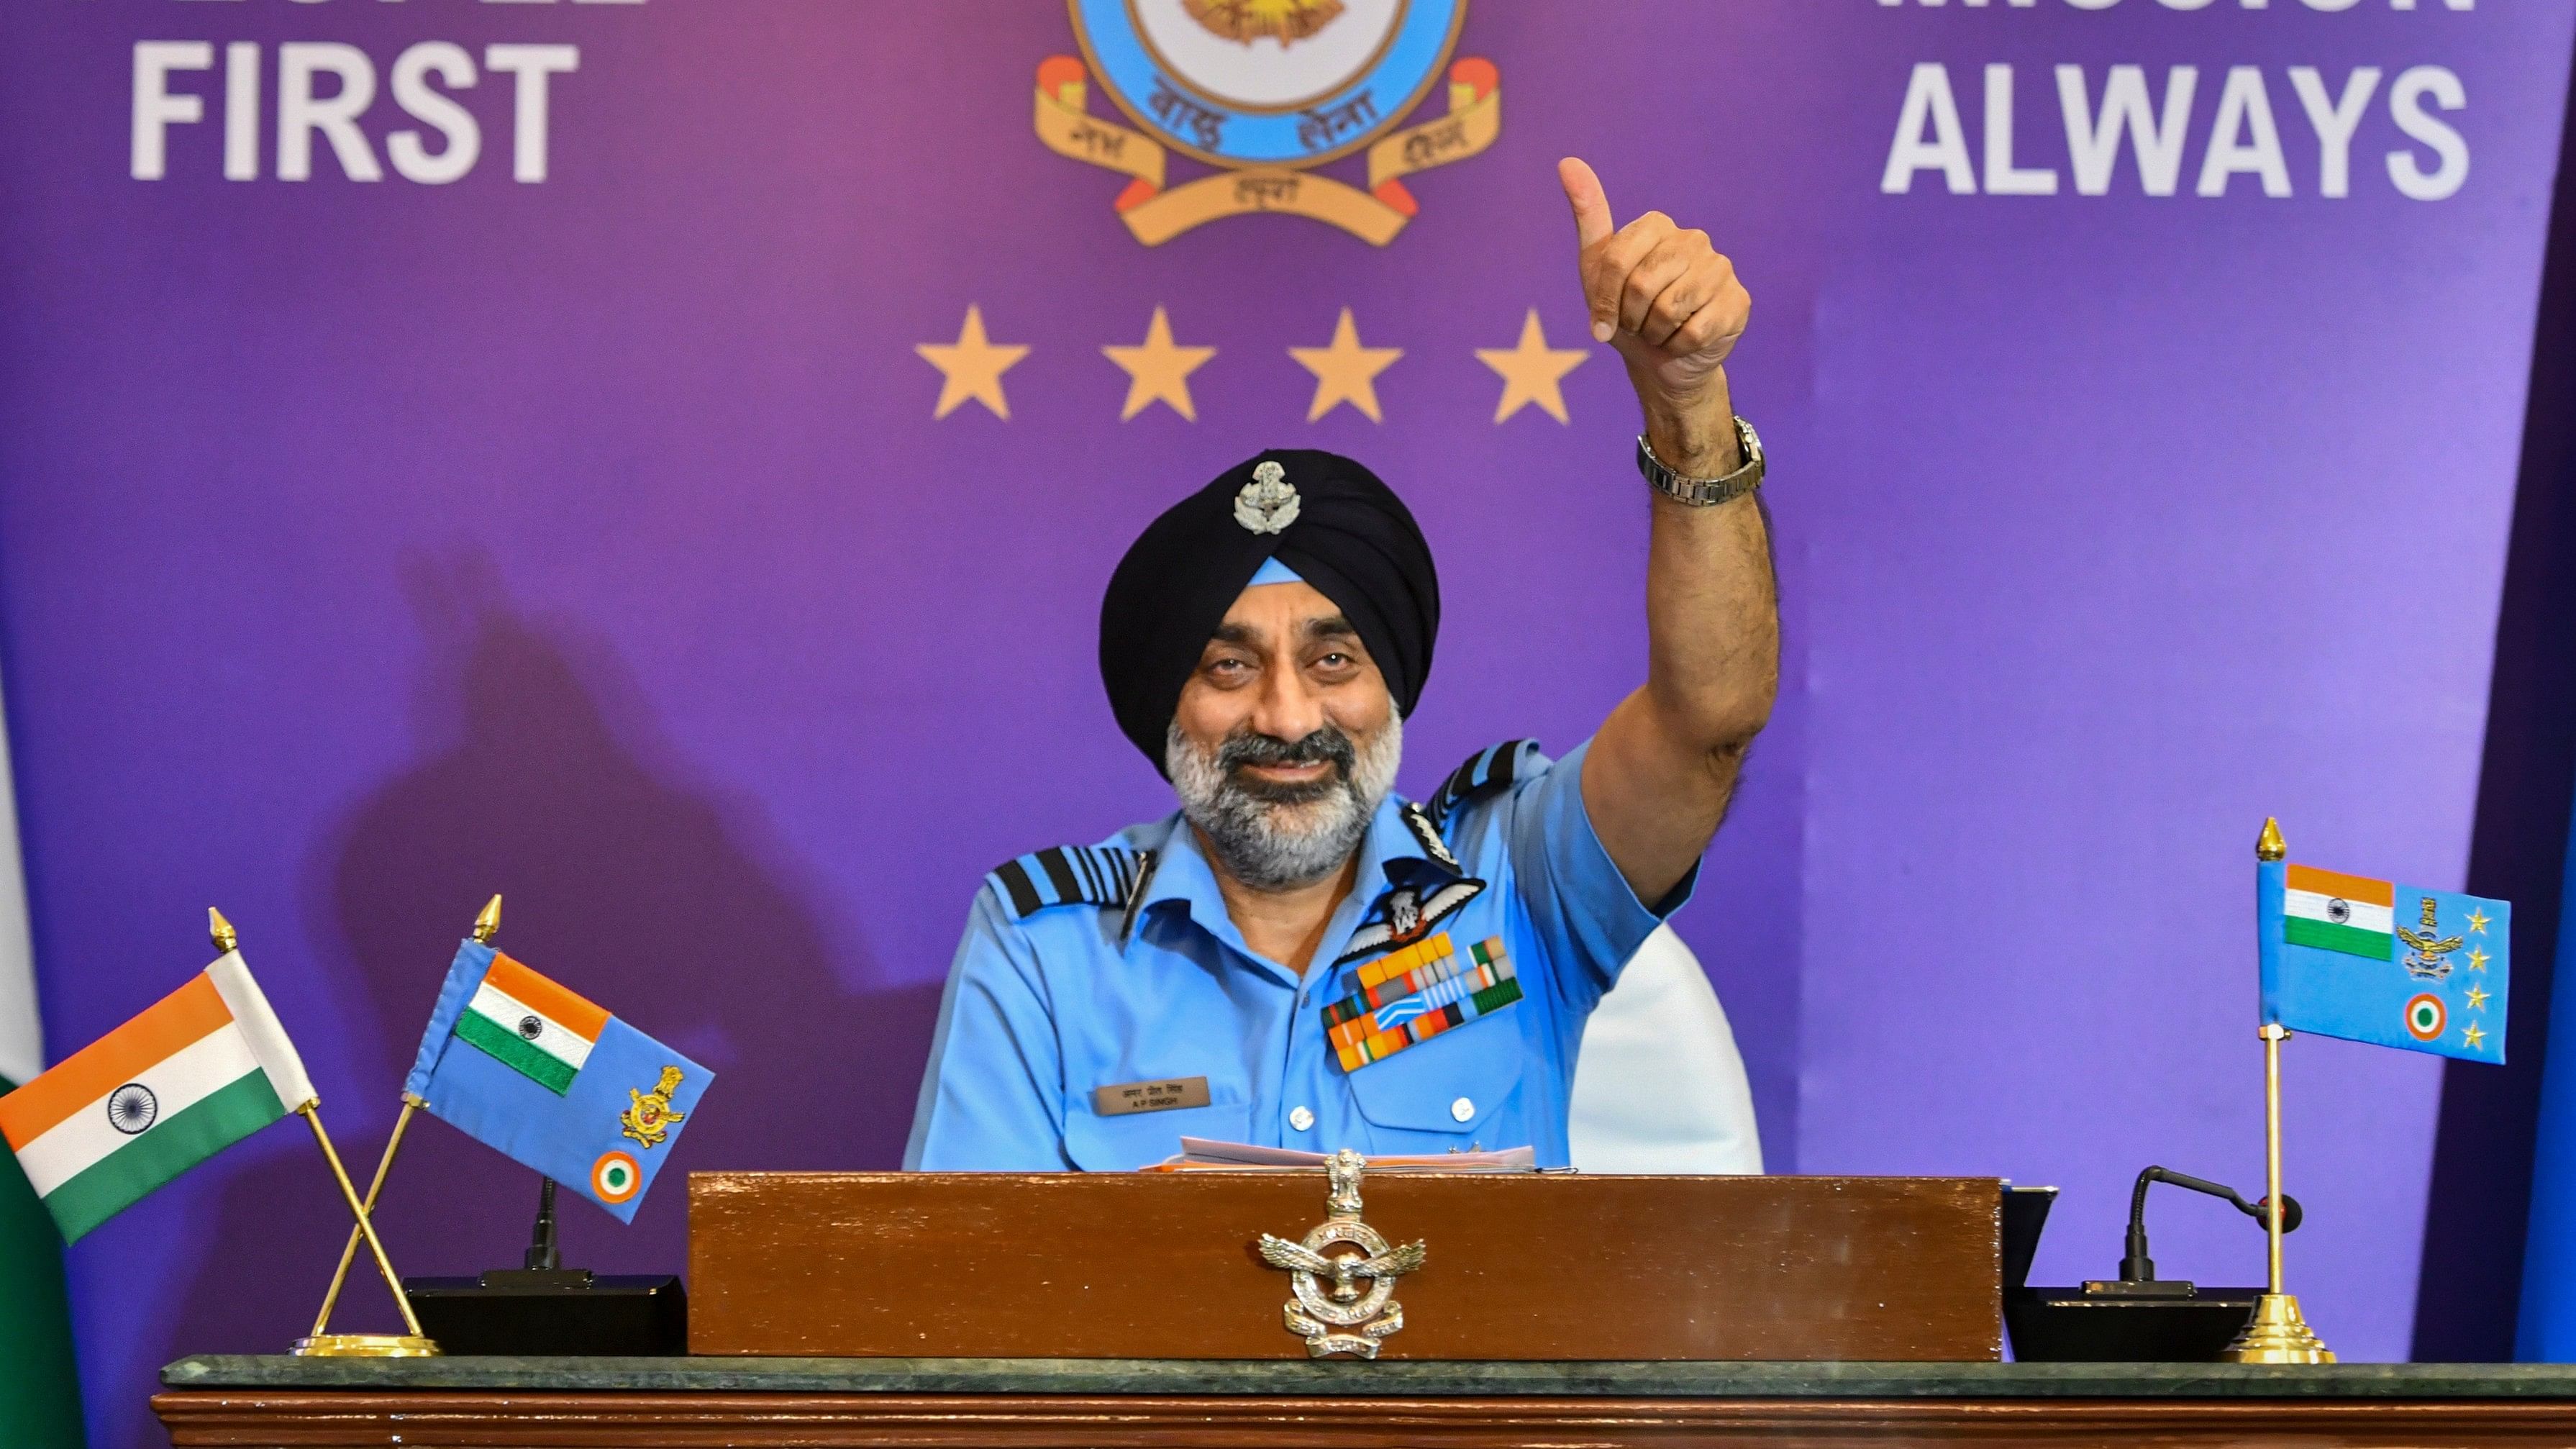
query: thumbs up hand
[{"left": 1560, "top": 157, "right": 1749, "bottom": 437}]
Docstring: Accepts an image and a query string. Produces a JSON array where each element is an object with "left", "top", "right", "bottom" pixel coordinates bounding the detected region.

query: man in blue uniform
[{"left": 906, "top": 160, "right": 1777, "bottom": 1171}]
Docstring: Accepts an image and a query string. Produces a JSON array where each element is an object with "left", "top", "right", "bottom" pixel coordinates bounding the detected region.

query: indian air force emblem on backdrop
[{"left": 1037, "top": 0, "right": 1498, "bottom": 245}]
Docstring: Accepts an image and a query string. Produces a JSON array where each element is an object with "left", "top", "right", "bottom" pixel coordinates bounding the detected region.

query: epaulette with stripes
[
  {"left": 988, "top": 845, "right": 1155, "bottom": 922},
  {"left": 1421, "top": 739, "right": 1540, "bottom": 833}
]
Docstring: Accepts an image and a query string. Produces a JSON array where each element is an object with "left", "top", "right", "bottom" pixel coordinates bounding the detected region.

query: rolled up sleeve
[{"left": 1503, "top": 737, "right": 1700, "bottom": 1022}]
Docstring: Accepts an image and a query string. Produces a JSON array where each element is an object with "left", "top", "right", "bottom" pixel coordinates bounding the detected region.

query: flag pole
[
  {"left": 297, "top": 1103, "right": 430, "bottom": 1343},
  {"left": 2221, "top": 821, "right": 2335, "bottom": 1365},
  {"left": 307, "top": 894, "right": 499, "bottom": 1338},
  {"left": 203, "top": 908, "right": 442, "bottom": 1358},
  {"left": 2263, "top": 1022, "right": 2286, "bottom": 1298},
  {"left": 307, "top": 1093, "right": 422, "bottom": 1337}
]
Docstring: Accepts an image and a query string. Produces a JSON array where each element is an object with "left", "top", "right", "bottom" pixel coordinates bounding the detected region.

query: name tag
[{"left": 1091, "top": 1076, "right": 1211, "bottom": 1117}]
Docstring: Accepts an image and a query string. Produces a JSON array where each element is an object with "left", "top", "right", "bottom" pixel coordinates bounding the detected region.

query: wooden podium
[{"left": 687, "top": 1170, "right": 2006, "bottom": 1361}]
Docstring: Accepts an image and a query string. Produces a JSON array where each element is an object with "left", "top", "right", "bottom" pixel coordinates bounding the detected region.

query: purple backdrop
[{"left": 0, "top": 3, "right": 2565, "bottom": 1443}]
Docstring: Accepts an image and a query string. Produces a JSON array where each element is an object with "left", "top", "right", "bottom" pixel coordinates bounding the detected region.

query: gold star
[
  {"left": 916, "top": 305, "right": 1029, "bottom": 421},
  {"left": 2465, "top": 984, "right": 2491, "bottom": 1011},
  {"left": 2466, "top": 907, "right": 2493, "bottom": 935},
  {"left": 2467, "top": 946, "right": 2491, "bottom": 972},
  {"left": 1290, "top": 307, "right": 1402, "bottom": 423},
  {"left": 1476, "top": 309, "right": 1590, "bottom": 424},
  {"left": 2464, "top": 1022, "right": 2488, "bottom": 1051},
  {"left": 1103, "top": 306, "right": 1216, "bottom": 422}
]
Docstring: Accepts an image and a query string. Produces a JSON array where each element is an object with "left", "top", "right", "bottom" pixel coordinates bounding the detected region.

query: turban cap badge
[{"left": 1234, "top": 460, "right": 1301, "bottom": 535}]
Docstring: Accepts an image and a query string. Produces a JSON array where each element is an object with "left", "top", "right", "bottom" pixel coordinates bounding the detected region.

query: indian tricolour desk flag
[
  {"left": 404, "top": 941, "right": 709, "bottom": 1221},
  {"left": 2260, "top": 857, "right": 2511, "bottom": 1061},
  {"left": 0, "top": 952, "right": 317, "bottom": 1242}
]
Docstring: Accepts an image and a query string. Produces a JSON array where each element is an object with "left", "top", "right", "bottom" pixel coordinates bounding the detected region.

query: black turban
[{"left": 1099, "top": 449, "right": 1440, "bottom": 774}]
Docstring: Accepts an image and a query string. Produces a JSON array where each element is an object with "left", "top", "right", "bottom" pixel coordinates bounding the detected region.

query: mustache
[{"left": 1215, "top": 726, "right": 1358, "bottom": 778}]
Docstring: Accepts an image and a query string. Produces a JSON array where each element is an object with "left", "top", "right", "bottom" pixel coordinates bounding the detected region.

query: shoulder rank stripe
[
  {"left": 990, "top": 845, "right": 1148, "bottom": 920},
  {"left": 1424, "top": 739, "right": 1538, "bottom": 832}
]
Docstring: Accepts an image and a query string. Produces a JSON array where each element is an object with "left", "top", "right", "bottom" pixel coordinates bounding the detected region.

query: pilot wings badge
[
  {"left": 1034, "top": 0, "right": 1499, "bottom": 246},
  {"left": 1255, "top": 1148, "right": 1425, "bottom": 1358}
]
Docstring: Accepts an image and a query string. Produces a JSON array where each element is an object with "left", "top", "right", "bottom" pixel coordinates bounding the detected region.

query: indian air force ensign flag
[
  {"left": 405, "top": 941, "right": 709, "bottom": 1222},
  {"left": 2260, "top": 858, "right": 2511, "bottom": 1063},
  {"left": 0, "top": 953, "right": 316, "bottom": 1241}
]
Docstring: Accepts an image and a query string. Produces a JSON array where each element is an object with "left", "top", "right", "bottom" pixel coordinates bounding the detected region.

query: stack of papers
[{"left": 1148, "top": 1137, "right": 1537, "bottom": 1172}]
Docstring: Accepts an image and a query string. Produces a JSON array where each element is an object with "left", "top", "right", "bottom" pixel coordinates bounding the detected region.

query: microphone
[{"left": 2121, "top": 1166, "right": 2301, "bottom": 1283}]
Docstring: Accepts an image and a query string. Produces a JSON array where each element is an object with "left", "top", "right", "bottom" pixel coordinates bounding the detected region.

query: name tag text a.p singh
[{"left": 1091, "top": 1077, "right": 1211, "bottom": 1117}]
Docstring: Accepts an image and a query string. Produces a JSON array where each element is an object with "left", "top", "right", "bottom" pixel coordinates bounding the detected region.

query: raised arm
[{"left": 1560, "top": 158, "right": 1780, "bottom": 906}]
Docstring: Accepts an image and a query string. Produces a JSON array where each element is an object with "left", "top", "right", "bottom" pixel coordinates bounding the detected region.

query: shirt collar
[{"left": 1133, "top": 794, "right": 1461, "bottom": 974}]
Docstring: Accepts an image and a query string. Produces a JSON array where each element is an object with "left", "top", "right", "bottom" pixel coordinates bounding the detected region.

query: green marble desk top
[{"left": 160, "top": 1356, "right": 2576, "bottom": 1399}]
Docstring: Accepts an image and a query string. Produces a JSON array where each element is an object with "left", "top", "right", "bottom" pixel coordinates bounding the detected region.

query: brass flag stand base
[
  {"left": 2219, "top": 822, "right": 2334, "bottom": 1366},
  {"left": 2225, "top": 1292, "right": 2336, "bottom": 1365},
  {"left": 291, "top": 1333, "right": 442, "bottom": 1358}
]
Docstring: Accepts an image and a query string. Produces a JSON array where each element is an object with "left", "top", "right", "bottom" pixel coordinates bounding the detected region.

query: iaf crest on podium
[{"left": 1036, "top": 0, "right": 1499, "bottom": 245}]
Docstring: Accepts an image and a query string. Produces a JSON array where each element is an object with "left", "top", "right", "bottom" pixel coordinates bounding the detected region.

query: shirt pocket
[
  {"left": 1062, "top": 1096, "right": 1252, "bottom": 1171},
  {"left": 1344, "top": 1014, "right": 1526, "bottom": 1137}
]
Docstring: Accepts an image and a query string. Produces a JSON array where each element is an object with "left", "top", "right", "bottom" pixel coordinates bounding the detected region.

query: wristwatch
[{"left": 1637, "top": 417, "right": 1765, "bottom": 507}]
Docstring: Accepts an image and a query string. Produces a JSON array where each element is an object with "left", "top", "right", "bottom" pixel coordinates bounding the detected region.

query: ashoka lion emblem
[{"left": 1256, "top": 1147, "right": 1426, "bottom": 1358}]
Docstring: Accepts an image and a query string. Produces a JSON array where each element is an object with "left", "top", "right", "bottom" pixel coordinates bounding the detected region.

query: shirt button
[
  {"left": 1450, "top": 1096, "right": 1475, "bottom": 1123},
  {"left": 1290, "top": 1106, "right": 1316, "bottom": 1132}
]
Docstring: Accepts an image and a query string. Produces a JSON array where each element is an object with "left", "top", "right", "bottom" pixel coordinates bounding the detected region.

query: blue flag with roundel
[
  {"left": 2259, "top": 857, "right": 2509, "bottom": 1063},
  {"left": 403, "top": 940, "right": 711, "bottom": 1222}
]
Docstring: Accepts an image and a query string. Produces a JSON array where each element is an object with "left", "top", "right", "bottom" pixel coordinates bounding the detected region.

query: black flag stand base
[{"left": 399, "top": 1172, "right": 690, "bottom": 1355}]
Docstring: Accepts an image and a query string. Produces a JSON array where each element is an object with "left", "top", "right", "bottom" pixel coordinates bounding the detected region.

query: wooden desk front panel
[{"left": 687, "top": 1172, "right": 2003, "bottom": 1361}]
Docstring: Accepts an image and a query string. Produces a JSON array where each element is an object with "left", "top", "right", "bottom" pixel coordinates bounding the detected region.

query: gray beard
[{"left": 1166, "top": 712, "right": 1403, "bottom": 892}]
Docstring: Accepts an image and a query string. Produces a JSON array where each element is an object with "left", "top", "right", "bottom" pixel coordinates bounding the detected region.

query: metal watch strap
[{"left": 1637, "top": 417, "right": 1765, "bottom": 507}]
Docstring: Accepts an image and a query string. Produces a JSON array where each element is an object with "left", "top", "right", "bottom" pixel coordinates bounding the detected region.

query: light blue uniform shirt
[{"left": 904, "top": 738, "right": 1692, "bottom": 1171}]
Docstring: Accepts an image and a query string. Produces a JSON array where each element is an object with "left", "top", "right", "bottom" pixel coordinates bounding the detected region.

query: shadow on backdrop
[
  {"left": 158, "top": 556, "right": 937, "bottom": 1404},
  {"left": 2410, "top": 33, "right": 2576, "bottom": 1363}
]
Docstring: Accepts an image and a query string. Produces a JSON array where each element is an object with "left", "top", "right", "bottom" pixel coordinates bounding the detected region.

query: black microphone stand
[
  {"left": 523, "top": 1176, "right": 568, "bottom": 1274},
  {"left": 2109, "top": 1166, "right": 2300, "bottom": 1294},
  {"left": 2003, "top": 1163, "right": 2306, "bottom": 1360}
]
